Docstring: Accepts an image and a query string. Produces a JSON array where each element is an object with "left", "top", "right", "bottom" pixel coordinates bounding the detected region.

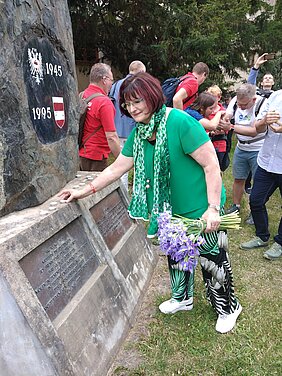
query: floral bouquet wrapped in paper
[{"left": 157, "top": 211, "right": 241, "bottom": 272}]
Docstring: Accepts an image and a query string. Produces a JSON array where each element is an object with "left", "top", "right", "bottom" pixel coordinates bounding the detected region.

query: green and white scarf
[{"left": 128, "top": 105, "right": 171, "bottom": 237}]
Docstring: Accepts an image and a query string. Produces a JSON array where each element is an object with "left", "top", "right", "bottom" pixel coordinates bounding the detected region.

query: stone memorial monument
[
  {"left": 0, "top": 1, "right": 158, "bottom": 375},
  {"left": 0, "top": 0, "right": 79, "bottom": 217},
  {"left": 0, "top": 175, "right": 158, "bottom": 375}
]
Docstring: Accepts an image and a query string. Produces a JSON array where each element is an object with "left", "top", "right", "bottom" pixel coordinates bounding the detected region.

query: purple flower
[
  {"left": 157, "top": 211, "right": 172, "bottom": 232},
  {"left": 157, "top": 212, "right": 205, "bottom": 272}
]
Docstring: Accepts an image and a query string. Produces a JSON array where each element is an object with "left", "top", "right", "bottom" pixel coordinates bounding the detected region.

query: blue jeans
[{"left": 250, "top": 165, "right": 282, "bottom": 245}]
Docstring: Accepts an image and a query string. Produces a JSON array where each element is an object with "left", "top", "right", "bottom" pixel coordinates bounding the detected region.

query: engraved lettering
[{"left": 19, "top": 219, "right": 99, "bottom": 321}]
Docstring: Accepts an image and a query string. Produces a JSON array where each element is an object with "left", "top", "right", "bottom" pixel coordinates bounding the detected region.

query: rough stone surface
[
  {"left": 0, "top": 0, "right": 79, "bottom": 217},
  {"left": 0, "top": 275, "right": 58, "bottom": 376},
  {"left": 0, "top": 174, "right": 158, "bottom": 375},
  {"left": 107, "top": 251, "right": 169, "bottom": 375}
]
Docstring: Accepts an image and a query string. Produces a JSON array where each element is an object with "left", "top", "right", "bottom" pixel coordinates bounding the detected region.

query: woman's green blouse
[{"left": 122, "top": 109, "right": 226, "bottom": 219}]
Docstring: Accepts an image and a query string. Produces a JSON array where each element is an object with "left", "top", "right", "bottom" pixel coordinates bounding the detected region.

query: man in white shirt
[
  {"left": 240, "top": 90, "right": 282, "bottom": 260},
  {"left": 224, "top": 84, "right": 266, "bottom": 219}
]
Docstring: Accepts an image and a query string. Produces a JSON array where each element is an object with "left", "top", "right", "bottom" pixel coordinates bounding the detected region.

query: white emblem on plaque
[{"left": 28, "top": 48, "right": 44, "bottom": 84}]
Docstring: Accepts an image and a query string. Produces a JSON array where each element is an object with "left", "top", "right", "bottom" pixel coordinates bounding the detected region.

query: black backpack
[
  {"left": 222, "top": 96, "right": 267, "bottom": 171},
  {"left": 256, "top": 88, "right": 273, "bottom": 99},
  {"left": 161, "top": 76, "right": 197, "bottom": 107},
  {"left": 78, "top": 92, "right": 104, "bottom": 148}
]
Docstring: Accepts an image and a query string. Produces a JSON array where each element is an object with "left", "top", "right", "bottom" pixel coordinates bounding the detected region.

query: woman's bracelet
[{"left": 89, "top": 182, "right": 97, "bottom": 194}]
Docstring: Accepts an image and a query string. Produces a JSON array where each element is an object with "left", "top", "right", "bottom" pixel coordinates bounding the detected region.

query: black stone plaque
[
  {"left": 90, "top": 190, "right": 133, "bottom": 250},
  {"left": 23, "top": 38, "right": 69, "bottom": 144},
  {"left": 19, "top": 218, "right": 99, "bottom": 321}
]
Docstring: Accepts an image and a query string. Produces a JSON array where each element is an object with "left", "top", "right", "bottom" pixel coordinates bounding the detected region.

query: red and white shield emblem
[{"left": 52, "top": 96, "right": 65, "bottom": 128}]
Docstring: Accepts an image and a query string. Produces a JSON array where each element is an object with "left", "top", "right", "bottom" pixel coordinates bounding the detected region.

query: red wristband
[{"left": 89, "top": 182, "right": 97, "bottom": 194}]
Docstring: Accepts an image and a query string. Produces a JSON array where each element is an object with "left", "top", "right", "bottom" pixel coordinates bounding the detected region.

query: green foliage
[{"left": 68, "top": 0, "right": 281, "bottom": 87}]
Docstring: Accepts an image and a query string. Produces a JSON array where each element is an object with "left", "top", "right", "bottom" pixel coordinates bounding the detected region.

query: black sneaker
[{"left": 226, "top": 204, "right": 240, "bottom": 214}]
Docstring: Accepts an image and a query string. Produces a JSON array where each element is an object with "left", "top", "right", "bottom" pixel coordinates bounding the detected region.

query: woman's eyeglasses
[{"left": 121, "top": 98, "right": 144, "bottom": 110}]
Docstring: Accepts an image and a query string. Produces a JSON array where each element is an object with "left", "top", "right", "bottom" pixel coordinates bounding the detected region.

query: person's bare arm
[
  {"left": 190, "top": 141, "right": 222, "bottom": 233},
  {"left": 199, "top": 111, "right": 224, "bottom": 131},
  {"left": 172, "top": 88, "right": 187, "bottom": 110},
  {"left": 255, "top": 116, "right": 268, "bottom": 133},
  {"left": 218, "top": 118, "right": 232, "bottom": 132},
  {"left": 105, "top": 131, "right": 121, "bottom": 158},
  {"left": 234, "top": 121, "right": 258, "bottom": 137},
  {"left": 253, "top": 53, "right": 268, "bottom": 69},
  {"left": 58, "top": 154, "right": 134, "bottom": 202}
]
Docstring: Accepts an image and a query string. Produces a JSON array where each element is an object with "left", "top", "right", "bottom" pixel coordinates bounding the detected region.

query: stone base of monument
[{"left": 0, "top": 173, "right": 158, "bottom": 376}]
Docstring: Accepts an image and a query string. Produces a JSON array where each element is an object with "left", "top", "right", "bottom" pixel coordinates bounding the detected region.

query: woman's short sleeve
[{"left": 121, "top": 128, "right": 136, "bottom": 157}]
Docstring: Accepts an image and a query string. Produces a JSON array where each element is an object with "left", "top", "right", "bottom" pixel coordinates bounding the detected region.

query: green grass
[{"left": 110, "top": 142, "right": 282, "bottom": 376}]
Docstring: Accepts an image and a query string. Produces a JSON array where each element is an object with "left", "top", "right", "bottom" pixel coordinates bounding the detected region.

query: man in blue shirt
[
  {"left": 110, "top": 61, "right": 146, "bottom": 138},
  {"left": 110, "top": 60, "right": 146, "bottom": 190}
]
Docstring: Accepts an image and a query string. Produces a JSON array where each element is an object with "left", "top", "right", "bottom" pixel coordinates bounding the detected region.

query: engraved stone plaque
[
  {"left": 23, "top": 38, "right": 69, "bottom": 144},
  {"left": 90, "top": 190, "right": 133, "bottom": 250},
  {"left": 19, "top": 218, "right": 99, "bottom": 321}
]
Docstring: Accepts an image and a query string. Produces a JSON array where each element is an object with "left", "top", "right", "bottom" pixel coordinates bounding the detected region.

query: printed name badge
[{"left": 23, "top": 38, "right": 69, "bottom": 144}]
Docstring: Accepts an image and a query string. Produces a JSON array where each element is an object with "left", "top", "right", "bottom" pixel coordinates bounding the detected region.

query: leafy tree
[{"left": 68, "top": 0, "right": 281, "bottom": 87}]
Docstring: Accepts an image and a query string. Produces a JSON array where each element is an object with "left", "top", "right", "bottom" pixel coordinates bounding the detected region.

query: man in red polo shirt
[
  {"left": 173, "top": 62, "right": 209, "bottom": 110},
  {"left": 79, "top": 63, "right": 120, "bottom": 171}
]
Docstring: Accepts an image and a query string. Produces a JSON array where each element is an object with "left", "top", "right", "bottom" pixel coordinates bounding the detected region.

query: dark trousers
[
  {"left": 250, "top": 165, "right": 282, "bottom": 245},
  {"left": 79, "top": 156, "right": 108, "bottom": 172}
]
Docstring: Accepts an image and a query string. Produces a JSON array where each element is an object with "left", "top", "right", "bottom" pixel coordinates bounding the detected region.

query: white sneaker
[
  {"left": 159, "top": 297, "right": 193, "bottom": 314},
  {"left": 215, "top": 304, "right": 242, "bottom": 334}
]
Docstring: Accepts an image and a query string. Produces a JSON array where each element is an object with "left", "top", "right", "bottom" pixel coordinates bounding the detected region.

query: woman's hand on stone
[{"left": 57, "top": 189, "right": 81, "bottom": 202}]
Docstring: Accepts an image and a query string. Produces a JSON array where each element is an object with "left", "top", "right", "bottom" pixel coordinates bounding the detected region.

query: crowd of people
[{"left": 58, "top": 53, "right": 281, "bottom": 334}]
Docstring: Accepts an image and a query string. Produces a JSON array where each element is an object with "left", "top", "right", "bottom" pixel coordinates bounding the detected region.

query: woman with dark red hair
[{"left": 59, "top": 72, "right": 241, "bottom": 334}]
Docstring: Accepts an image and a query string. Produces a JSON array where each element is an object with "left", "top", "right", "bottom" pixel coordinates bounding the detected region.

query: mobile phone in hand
[{"left": 265, "top": 53, "right": 276, "bottom": 60}]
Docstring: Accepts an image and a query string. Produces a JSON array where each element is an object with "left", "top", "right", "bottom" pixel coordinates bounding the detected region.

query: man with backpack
[
  {"left": 79, "top": 63, "right": 120, "bottom": 171},
  {"left": 172, "top": 62, "right": 209, "bottom": 110},
  {"left": 110, "top": 60, "right": 146, "bottom": 140},
  {"left": 224, "top": 84, "right": 266, "bottom": 219},
  {"left": 109, "top": 60, "right": 146, "bottom": 190}
]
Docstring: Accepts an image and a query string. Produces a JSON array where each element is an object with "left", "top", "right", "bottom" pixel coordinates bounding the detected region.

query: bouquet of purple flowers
[{"left": 157, "top": 211, "right": 241, "bottom": 272}]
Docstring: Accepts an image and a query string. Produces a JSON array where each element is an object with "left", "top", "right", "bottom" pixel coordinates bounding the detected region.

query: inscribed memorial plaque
[
  {"left": 90, "top": 190, "right": 132, "bottom": 250},
  {"left": 19, "top": 218, "right": 99, "bottom": 321},
  {"left": 23, "top": 38, "right": 69, "bottom": 144}
]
